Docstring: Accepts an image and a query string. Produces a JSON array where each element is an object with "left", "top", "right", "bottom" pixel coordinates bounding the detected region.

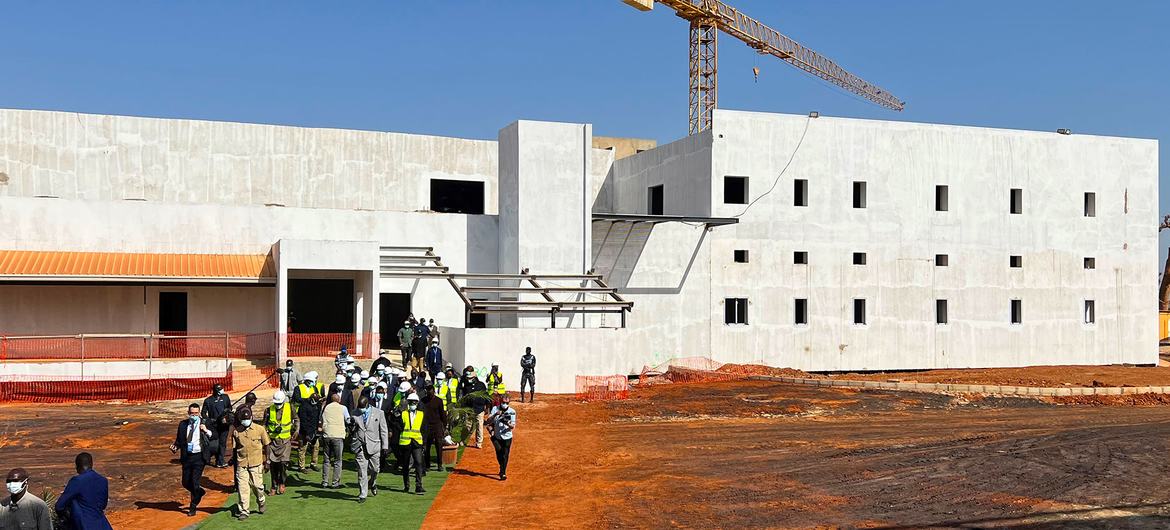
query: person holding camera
[
  {"left": 278, "top": 359, "right": 302, "bottom": 395},
  {"left": 486, "top": 395, "right": 517, "bottom": 481}
]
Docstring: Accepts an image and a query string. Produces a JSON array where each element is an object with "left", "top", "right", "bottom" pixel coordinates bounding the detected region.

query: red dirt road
[
  {"left": 831, "top": 364, "right": 1170, "bottom": 388},
  {"left": 425, "top": 381, "right": 1170, "bottom": 529}
]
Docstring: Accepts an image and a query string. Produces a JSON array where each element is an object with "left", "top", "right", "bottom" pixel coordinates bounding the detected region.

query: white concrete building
[{"left": 0, "top": 108, "right": 1158, "bottom": 392}]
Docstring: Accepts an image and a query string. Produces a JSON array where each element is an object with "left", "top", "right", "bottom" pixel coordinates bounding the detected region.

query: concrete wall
[
  {"left": 606, "top": 132, "right": 713, "bottom": 216},
  {"left": 0, "top": 109, "right": 498, "bottom": 214},
  {"left": 592, "top": 136, "right": 657, "bottom": 161},
  {"left": 0, "top": 285, "right": 274, "bottom": 335}
]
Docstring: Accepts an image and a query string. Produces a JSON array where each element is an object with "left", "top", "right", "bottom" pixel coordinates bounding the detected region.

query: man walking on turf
[
  {"left": 170, "top": 403, "right": 211, "bottom": 516},
  {"left": 54, "top": 452, "right": 113, "bottom": 530},
  {"left": 520, "top": 346, "right": 536, "bottom": 402},
  {"left": 349, "top": 396, "right": 389, "bottom": 502},
  {"left": 293, "top": 371, "right": 325, "bottom": 471},
  {"left": 421, "top": 384, "right": 448, "bottom": 472},
  {"left": 397, "top": 393, "right": 426, "bottom": 494},
  {"left": 1, "top": 468, "right": 52, "bottom": 530},
  {"left": 486, "top": 395, "right": 517, "bottom": 481},
  {"left": 230, "top": 408, "right": 269, "bottom": 521},
  {"left": 264, "top": 390, "right": 294, "bottom": 495},
  {"left": 201, "top": 383, "right": 231, "bottom": 467},
  {"left": 320, "top": 392, "right": 349, "bottom": 489}
]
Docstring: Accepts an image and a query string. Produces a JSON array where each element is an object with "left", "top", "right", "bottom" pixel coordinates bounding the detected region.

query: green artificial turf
[{"left": 197, "top": 448, "right": 457, "bottom": 529}]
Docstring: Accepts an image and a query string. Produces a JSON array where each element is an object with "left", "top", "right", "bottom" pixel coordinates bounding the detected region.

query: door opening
[{"left": 380, "top": 293, "right": 412, "bottom": 349}]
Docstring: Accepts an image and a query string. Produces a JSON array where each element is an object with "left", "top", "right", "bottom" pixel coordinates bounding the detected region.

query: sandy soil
[
  {"left": 425, "top": 380, "right": 1170, "bottom": 529},
  {"left": 829, "top": 364, "right": 1170, "bottom": 388}
]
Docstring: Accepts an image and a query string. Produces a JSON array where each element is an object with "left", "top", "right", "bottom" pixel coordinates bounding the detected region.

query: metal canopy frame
[
  {"left": 379, "top": 246, "right": 632, "bottom": 328},
  {"left": 591, "top": 213, "right": 739, "bottom": 226}
]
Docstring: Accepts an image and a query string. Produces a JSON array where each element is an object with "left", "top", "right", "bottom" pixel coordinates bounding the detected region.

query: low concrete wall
[
  {"left": 460, "top": 327, "right": 631, "bottom": 393},
  {"left": 0, "top": 358, "right": 229, "bottom": 379}
]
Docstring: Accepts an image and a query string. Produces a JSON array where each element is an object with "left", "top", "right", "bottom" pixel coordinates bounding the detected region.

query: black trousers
[
  {"left": 213, "top": 424, "right": 230, "bottom": 466},
  {"left": 180, "top": 454, "right": 206, "bottom": 507},
  {"left": 491, "top": 437, "right": 512, "bottom": 476},
  {"left": 400, "top": 442, "right": 424, "bottom": 488},
  {"left": 521, "top": 372, "right": 535, "bottom": 398},
  {"left": 423, "top": 429, "right": 444, "bottom": 470}
]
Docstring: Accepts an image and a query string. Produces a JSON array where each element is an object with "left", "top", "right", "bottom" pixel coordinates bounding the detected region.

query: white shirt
[{"left": 187, "top": 419, "right": 203, "bottom": 453}]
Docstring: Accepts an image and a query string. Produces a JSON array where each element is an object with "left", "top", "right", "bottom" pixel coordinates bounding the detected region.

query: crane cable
[{"left": 731, "top": 114, "right": 813, "bottom": 219}]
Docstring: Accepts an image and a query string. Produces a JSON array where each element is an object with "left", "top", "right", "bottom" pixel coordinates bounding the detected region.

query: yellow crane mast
[{"left": 622, "top": 0, "right": 905, "bottom": 135}]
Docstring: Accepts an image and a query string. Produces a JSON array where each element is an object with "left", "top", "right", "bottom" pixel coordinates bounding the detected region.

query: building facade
[{"left": 0, "top": 108, "right": 1158, "bottom": 392}]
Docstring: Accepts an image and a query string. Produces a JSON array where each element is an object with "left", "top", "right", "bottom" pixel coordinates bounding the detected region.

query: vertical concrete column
[
  {"left": 274, "top": 241, "right": 288, "bottom": 362},
  {"left": 498, "top": 121, "right": 594, "bottom": 328},
  {"left": 354, "top": 289, "right": 365, "bottom": 356}
]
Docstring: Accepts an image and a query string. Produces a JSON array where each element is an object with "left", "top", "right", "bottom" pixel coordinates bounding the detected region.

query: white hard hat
[
  {"left": 273, "top": 390, "right": 287, "bottom": 404},
  {"left": 304, "top": 371, "right": 318, "bottom": 381},
  {"left": 431, "top": 338, "right": 438, "bottom": 343},
  {"left": 435, "top": 372, "right": 446, "bottom": 380},
  {"left": 350, "top": 373, "right": 361, "bottom": 383},
  {"left": 360, "top": 370, "right": 370, "bottom": 379},
  {"left": 376, "top": 382, "right": 388, "bottom": 389},
  {"left": 404, "top": 320, "right": 410, "bottom": 324},
  {"left": 406, "top": 393, "right": 420, "bottom": 402},
  {"left": 335, "top": 374, "right": 345, "bottom": 384},
  {"left": 398, "top": 382, "right": 411, "bottom": 393}
]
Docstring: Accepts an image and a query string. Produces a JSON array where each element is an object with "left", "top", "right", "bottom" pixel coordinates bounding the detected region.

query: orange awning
[{"left": 0, "top": 250, "right": 276, "bottom": 283}]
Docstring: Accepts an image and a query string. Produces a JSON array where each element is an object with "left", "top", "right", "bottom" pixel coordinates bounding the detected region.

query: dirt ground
[
  {"left": 0, "top": 399, "right": 235, "bottom": 529},
  {"left": 829, "top": 364, "right": 1170, "bottom": 388},
  {"left": 425, "top": 380, "right": 1170, "bottom": 529}
]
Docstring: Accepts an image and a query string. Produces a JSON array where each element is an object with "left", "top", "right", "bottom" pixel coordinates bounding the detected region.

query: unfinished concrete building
[{"left": 0, "top": 108, "right": 1158, "bottom": 392}]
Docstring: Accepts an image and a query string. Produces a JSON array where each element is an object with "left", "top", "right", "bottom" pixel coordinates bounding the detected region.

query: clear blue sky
[{"left": 4, "top": 1, "right": 1166, "bottom": 258}]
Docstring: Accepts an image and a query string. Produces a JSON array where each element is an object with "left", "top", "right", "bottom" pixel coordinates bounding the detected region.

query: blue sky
[{"left": 4, "top": 1, "right": 1166, "bottom": 257}]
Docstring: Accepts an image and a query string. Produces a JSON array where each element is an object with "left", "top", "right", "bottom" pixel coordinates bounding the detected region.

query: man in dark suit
[
  {"left": 201, "top": 384, "right": 232, "bottom": 468},
  {"left": 169, "top": 403, "right": 212, "bottom": 517},
  {"left": 54, "top": 452, "right": 112, "bottom": 530}
]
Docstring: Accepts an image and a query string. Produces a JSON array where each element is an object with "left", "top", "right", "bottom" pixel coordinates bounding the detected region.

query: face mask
[
  {"left": 189, "top": 415, "right": 199, "bottom": 423},
  {"left": 6, "top": 481, "right": 24, "bottom": 495},
  {"left": 408, "top": 404, "right": 418, "bottom": 411},
  {"left": 501, "top": 404, "right": 509, "bottom": 410},
  {"left": 240, "top": 419, "right": 252, "bottom": 428},
  {"left": 360, "top": 407, "right": 370, "bottom": 414},
  {"left": 375, "top": 394, "right": 385, "bottom": 401},
  {"left": 217, "top": 389, "right": 225, "bottom": 396}
]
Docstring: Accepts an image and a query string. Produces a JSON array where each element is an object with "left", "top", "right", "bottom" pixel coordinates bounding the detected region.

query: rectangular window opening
[
  {"left": 935, "top": 185, "right": 949, "bottom": 212},
  {"left": 852, "top": 252, "right": 867, "bottom": 265},
  {"left": 1010, "top": 188, "right": 1023, "bottom": 214},
  {"left": 794, "top": 298, "right": 808, "bottom": 326},
  {"left": 724, "top": 176, "right": 748, "bottom": 204},
  {"left": 1084, "top": 257, "right": 1096, "bottom": 270},
  {"left": 1084, "top": 192, "right": 1096, "bottom": 217},
  {"left": 733, "top": 249, "right": 749, "bottom": 263},
  {"left": 794, "top": 251, "right": 808, "bottom": 265},
  {"left": 724, "top": 298, "right": 748, "bottom": 325},
  {"left": 794, "top": 179, "right": 808, "bottom": 207},
  {"left": 1010, "top": 299, "right": 1023, "bottom": 324},
  {"left": 647, "top": 184, "right": 664, "bottom": 215},
  {"left": 936, "top": 299, "right": 949, "bottom": 325},
  {"left": 430, "top": 179, "right": 485, "bottom": 214},
  {"left": 1084, "top": 300, "right": 1096, "bottom": 324},
  {"left": 853, "top": 181, "right": 867, "bottom": 208},
  {"left": 935, "top": 254, "right": 949, "bottom": 267},
  {"left": 1009, "top": 255, "right": 1022, "bottom": 268},
  {"left": 852, "top": 299, "right": 867, "bottom": 325}
]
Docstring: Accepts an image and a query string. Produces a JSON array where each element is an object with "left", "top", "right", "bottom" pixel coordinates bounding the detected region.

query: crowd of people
[{"left": 0, "top": 315, "right": 540, "bottom": 527}]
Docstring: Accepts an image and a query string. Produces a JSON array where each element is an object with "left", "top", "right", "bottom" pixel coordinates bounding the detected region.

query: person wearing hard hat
[
  {"left": 328, "top": 373, "right": 346, "bottom": 398},
  {"left": 396, "top": 320, "right": 413, "bottom": 369},
  {"left": 349, "top": 396, "right": 389, "bottom": 503},
  {"left": 344, "top": 372, "right": 363, "bottom": 414},
  {"left": 396, "top": 393, "right": 426, "bottom": 494},
  {"left": 293, "top": 371, "right": 325, "bottom": 472},
  {"left": 370, "top": 349, "right": 394, "bottom": 375},
  {"left": 425, "top": 338, "right": 444, "bottom": 380},
  {"left": 486, "top": 363, "right": 507, "bottom": 405},
  {"left": 389, "top": 380, "right": 412, "bottom": 473},
  {"left": 435, "top": 371, "right": 457, "bottom": 412},
  {"left": 263, "top": 390, "right": 294, "bottom": 495}
]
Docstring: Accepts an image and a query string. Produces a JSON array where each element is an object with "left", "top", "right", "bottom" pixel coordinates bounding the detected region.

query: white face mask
[
  {"left": 408, "top": 404, "right": 418, "bottom": 411},
  {"left": 6, "top": 480, "right": 25, "bottom": 495},
  {"left": 240, "top": 419, "right": 252, "bottom": 428}
]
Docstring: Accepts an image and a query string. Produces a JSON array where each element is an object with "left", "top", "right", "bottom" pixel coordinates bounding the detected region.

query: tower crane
[{"left": 622, "top": 0, "right": 905, "bottom": 135}]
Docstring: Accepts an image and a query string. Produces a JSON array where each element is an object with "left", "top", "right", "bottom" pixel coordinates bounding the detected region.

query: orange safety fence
[
  {"left": 286, "top": 332, "right": 380, "bottom": 358},
  {"left": 0, "top": 371, "right": 232, "bottom": 404},
  {"left": 0, "top": 332, "right": 380, "bottom": 361},
  {"left": 575, "top": 375, "right": 631, "bottom": 401}
]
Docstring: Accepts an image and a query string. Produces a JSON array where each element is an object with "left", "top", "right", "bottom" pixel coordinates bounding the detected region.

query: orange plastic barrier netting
[
  {"left": 575, "top": 375, "right": 631, "bottom": 401},
  {"left": 286, "top": 333, "right": 380, "bottom": 358},
  {"left": 0, "top": 372, "right": 232, "bottom": 404}
]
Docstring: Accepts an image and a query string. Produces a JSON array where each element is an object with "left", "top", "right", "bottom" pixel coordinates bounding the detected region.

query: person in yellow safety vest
[
  {"left": 264, "top": 390, "right": 294, "bottom": 496},
  {"left": 292, "top": 372, "right": 325, "bottom": 471},
  {"left": 393, "top": 381, "right": 411, "bottom": 411},
  {"left": 434, "top": 372, "right": 454, "bottom": 411},
  {"left": 396, "top": 393, "right": 426, "bottom": 495},
  {"left": 486, "top": 363, "right": 506, "bottom": 405}
]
